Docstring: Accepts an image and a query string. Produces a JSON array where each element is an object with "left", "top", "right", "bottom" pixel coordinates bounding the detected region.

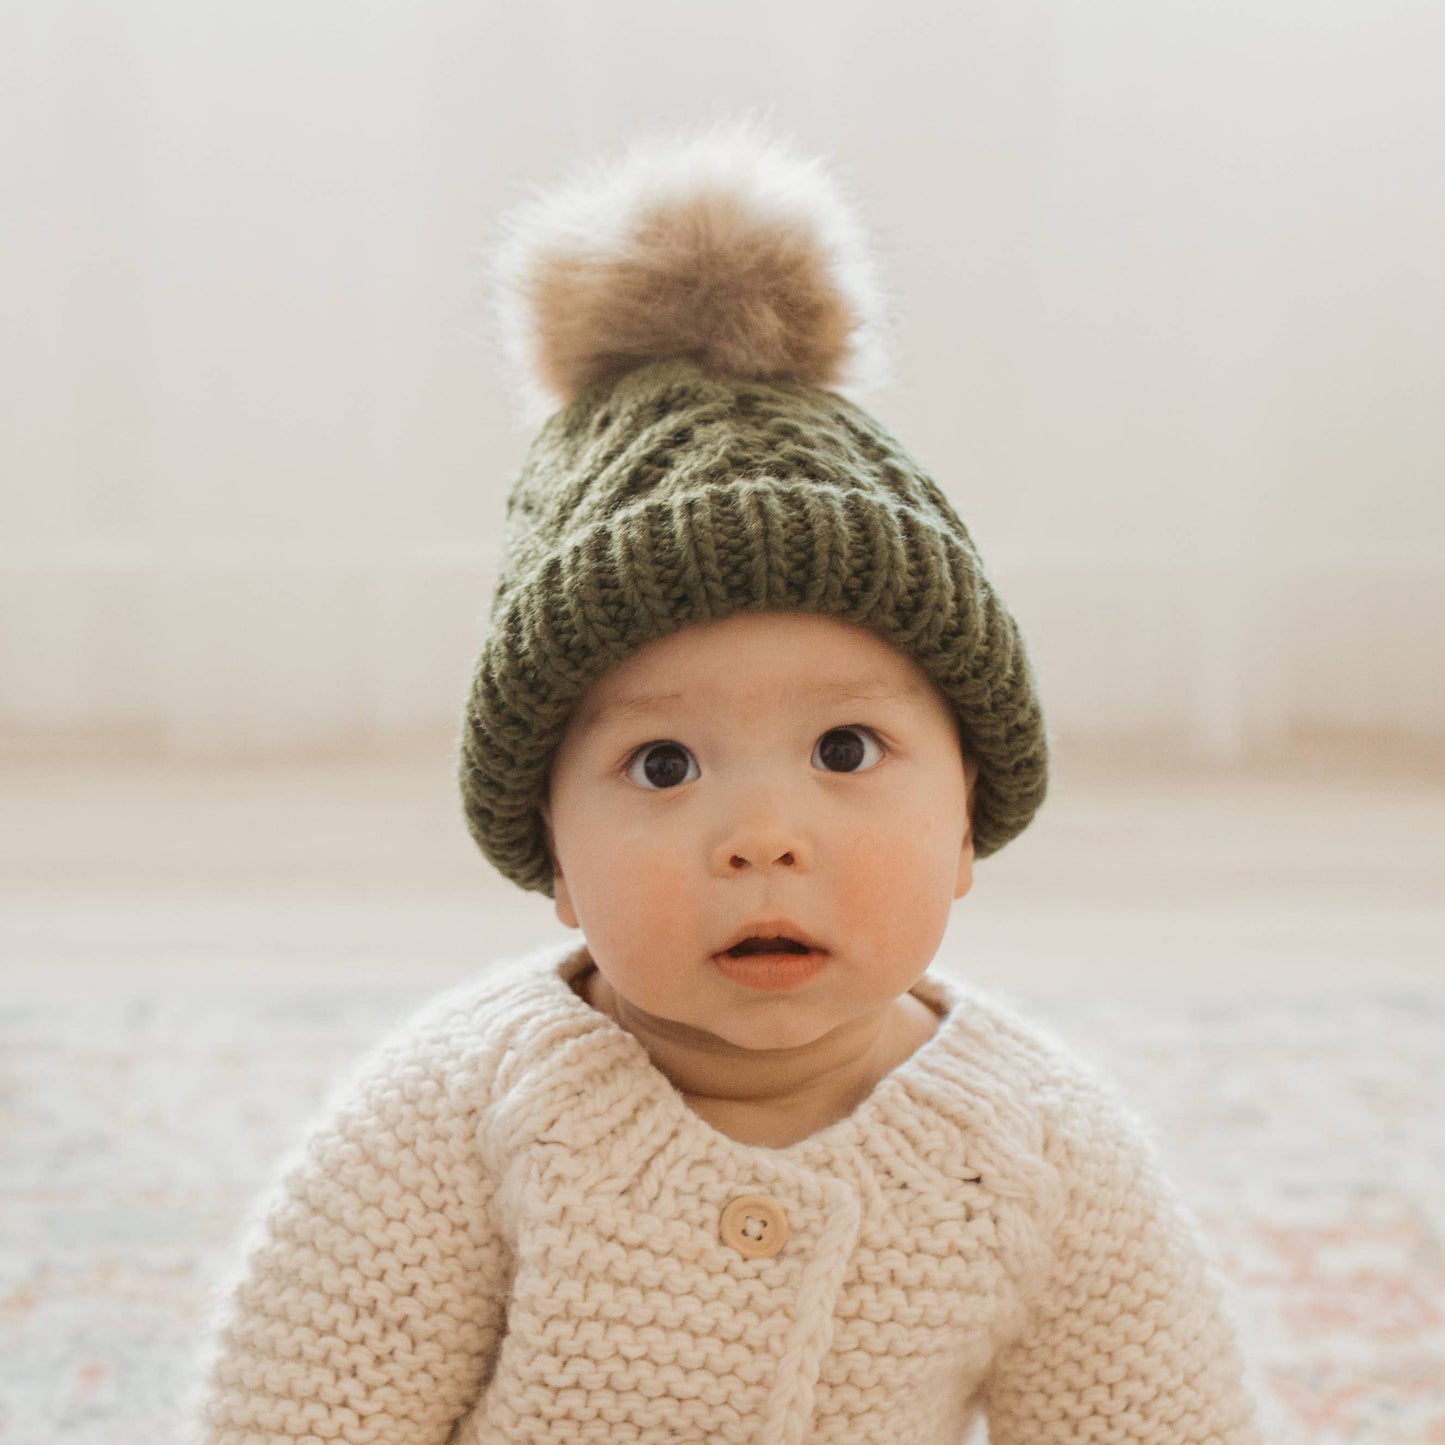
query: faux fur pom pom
[{"left": 483, "top": 114, "right": 896, "bottom": 424}]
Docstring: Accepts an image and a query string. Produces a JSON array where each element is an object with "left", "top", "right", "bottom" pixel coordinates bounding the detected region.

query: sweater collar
[{"left": 482, "top": 938, "right": 1040, "bottom": 1196}]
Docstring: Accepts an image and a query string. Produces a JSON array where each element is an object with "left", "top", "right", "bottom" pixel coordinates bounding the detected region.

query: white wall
[{"left": 3, "top": 0, "right": 1442, "bottom": 757}]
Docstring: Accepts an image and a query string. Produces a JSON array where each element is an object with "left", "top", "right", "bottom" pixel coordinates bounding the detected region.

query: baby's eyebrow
[{"left": 580, "top": 677, "right": 915, "bottom": 728}]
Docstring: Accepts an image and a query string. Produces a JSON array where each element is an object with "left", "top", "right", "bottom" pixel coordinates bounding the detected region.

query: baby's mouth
[
  {"left": 724, "top": 936, "right": 813, "bottom": 958},
  {"left": 711, "top": 935, "right": 829, "bottom": 991}
]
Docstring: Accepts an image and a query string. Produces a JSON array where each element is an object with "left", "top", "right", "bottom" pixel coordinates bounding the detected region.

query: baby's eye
[
  {"left": 813, "top": 726, "right": 885, "bottom": 774},
  {"left": 626, "top": 740, "right": 699, "bottom": 791}
]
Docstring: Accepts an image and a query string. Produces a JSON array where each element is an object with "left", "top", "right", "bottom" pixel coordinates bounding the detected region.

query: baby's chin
[
  {"left": 691, "top": 1015, "right": 840, "bottom": 1056},
  {"left": 635, "top": 996, "right": 867, "bottom": 1059}
]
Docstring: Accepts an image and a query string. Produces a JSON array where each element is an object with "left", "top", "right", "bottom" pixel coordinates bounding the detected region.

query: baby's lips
[{"left": 713, "top": 918, "right": 829, "bottom": 956}]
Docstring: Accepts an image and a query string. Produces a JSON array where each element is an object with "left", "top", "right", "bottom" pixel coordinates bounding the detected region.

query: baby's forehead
[
  {"left": 575, "top": 664, "right": 934, "bottom": 733},
  {"left": 569, "top": 611, "right": 944, "bottom": 727}
]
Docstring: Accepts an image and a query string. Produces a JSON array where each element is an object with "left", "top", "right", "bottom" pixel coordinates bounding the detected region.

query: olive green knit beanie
[{"left": 461, "top": 117, "right": 1049, "bottom": 898}]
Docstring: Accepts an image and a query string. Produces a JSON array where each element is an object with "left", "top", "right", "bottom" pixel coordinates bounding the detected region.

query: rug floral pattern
[{"left": 2, "top": 982, "right": 1441, "bottom": 1444}]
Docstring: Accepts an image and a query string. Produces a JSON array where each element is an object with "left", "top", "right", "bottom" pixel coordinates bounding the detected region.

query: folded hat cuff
[{"left": 460, "top": 479, "right": 1047, "bottom": 897}]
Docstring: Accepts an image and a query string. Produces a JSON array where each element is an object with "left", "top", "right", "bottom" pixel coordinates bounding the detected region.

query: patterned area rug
[{"left": 2, "top": 978, "right": 1442, "bottom": 1444}]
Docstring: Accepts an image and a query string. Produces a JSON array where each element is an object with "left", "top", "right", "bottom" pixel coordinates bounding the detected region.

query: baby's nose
[
  {"left": 726, "top": 844, "right": 797, "bottom": 871},
  {"left": 712, "top": 812, "right": 809, "bottom": 873}
]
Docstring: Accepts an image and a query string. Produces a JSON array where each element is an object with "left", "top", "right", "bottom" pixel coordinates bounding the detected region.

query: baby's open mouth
[{"left": 725, "top": 936, "right": 813, "bottom": 957}]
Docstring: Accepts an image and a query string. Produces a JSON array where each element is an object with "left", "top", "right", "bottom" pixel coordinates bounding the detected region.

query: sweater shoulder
[
  {"left": 923, "top": 971, "right": 1163, "bottom": 1168},
  {"left": 925, "top": 971, "right": 1125, "bottom": 1102},
  {"left": 310, "top": 940, "right": 581, "bottom": 1135}
]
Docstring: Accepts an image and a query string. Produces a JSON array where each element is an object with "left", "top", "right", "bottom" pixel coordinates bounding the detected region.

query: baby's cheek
[
  {"left": 833, "top": 825, "right": 915, "bottom": 916},
  {"left": 832, "top": 821, "right": 958, "bottom": 942},
  {"left": 605, "top": 847, "right": 697, "bottom": 943}
]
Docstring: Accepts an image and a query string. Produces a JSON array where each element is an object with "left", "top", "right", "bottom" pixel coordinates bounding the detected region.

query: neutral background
[{"left": 4, "top": 0, "right": 1443, "bottom": 759}]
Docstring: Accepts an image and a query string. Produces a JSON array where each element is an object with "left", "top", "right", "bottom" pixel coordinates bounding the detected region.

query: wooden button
[{"left": 719, "top": 1194, "right": 789, "bottom": 1259}]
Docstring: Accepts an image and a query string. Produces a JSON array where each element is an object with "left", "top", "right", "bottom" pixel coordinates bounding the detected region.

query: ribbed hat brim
[{"left": 460, "top": 479, "right": 1048, "bottom": 897}]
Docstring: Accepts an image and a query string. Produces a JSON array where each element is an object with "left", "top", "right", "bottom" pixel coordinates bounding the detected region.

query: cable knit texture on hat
[
  {"left": 461, "top": 358, "right": 1049, "bottom": 894},
  {"left": 459, "top": 117, "right": 1051, "bottom": 895},
  {"left": 191, "top": 942, "right": 1262, "bottom": 1445}
]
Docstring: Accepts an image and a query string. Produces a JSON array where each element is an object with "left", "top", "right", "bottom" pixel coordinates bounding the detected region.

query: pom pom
[{"left": 482, "top": 112, "right": 896, "bottom": 425}]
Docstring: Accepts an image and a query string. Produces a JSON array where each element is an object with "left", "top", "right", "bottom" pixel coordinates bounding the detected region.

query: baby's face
[{"left": 540, "top": 610, "right": 977, "bottom": 1053}]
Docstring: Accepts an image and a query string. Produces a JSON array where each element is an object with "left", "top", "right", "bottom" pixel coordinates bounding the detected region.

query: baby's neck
[{"left": 577, "top": 965, "right": 937, "bottom": 1138}]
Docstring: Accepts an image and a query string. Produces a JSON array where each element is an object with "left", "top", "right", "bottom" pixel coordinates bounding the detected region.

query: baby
[{"left": 192, "top": 118, "right": 1261, "bottom": 1445}]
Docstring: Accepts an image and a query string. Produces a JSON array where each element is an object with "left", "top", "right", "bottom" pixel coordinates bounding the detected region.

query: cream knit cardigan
[{"left": 193, "top": 940, "right": 1261, "bottom": 1445}]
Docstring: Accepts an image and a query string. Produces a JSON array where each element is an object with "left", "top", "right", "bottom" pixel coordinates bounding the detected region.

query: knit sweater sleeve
[
  {"left": 191, "top": 1002, "right": 510, "bottom": 1445},
  {"left": 980, "top": 1074, "right": 1261, "bottom": 1445}
]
